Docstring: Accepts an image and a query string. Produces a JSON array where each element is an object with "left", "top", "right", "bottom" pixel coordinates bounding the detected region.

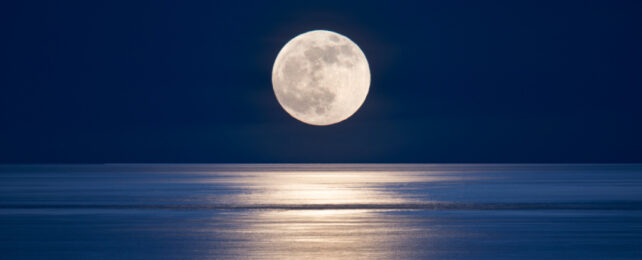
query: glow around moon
[{"left": 272, "top": 30, "right": 370, "bottom": 126}]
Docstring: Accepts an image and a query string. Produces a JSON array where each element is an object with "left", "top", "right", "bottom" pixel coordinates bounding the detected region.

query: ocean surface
[{"left": 1, "top": 164, "right": 641, "bottom": 259}]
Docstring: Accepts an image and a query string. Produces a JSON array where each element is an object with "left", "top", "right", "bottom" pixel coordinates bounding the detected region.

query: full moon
[{"left": 272, "top": 30, "right": 370, "bottom": 126}]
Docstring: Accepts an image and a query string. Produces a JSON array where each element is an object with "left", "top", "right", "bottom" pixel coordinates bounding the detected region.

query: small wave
[{"left": 1, "top": 201, "right": 642, "bottom": 211}]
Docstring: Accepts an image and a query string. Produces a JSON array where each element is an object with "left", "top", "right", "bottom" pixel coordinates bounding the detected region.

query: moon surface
[{"left": 272, "top": 30, "right": 370, "bottom": 126}]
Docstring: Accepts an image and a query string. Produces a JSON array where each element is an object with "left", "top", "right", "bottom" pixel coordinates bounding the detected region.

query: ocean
[{"left": 1, "top": 164, "right": 641, "bottom": 259}]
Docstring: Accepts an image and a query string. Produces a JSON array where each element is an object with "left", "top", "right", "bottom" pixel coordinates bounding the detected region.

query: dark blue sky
[{"left": 1, "top": 0, "right": 641, "bottom": 163}]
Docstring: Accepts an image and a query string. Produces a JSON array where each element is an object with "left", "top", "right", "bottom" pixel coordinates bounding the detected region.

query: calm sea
[{"left": 1, "top": 164, "right": 641, "bottom": 259}]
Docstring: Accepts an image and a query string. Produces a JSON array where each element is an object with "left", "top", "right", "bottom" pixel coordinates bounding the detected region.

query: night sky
[{"left": 1, "top": 0, "right": 641, "bottom": 163}]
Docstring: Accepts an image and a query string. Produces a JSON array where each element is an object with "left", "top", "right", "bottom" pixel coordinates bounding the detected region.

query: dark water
[{"left": 1, "top": 164, "right": 641, "bottom": 259}]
